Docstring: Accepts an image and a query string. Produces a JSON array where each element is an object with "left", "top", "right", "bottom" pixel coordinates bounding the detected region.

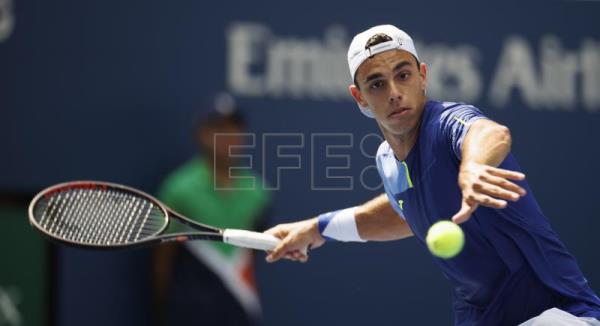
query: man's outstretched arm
[
  {"left": 265, "top": 194, "right": 412, "bottom": 263},
  {"left": 452, "top": 119, "right": 527, "bottom": 223}
]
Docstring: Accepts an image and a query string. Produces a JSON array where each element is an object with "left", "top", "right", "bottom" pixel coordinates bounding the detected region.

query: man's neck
[
  {"left": 383, "top": 98, "right": 426, "bottom": 161},
  {"left": 384, "top": 126, "right": 420, "bottom": 161}
]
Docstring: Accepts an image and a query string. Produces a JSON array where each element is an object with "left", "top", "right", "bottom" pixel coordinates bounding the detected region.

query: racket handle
[{"left": 223, "top": 229, "right": 280, "bottom": 251}]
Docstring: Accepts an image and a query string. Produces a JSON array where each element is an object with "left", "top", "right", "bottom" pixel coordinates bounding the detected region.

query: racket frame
[{"left": 28, "top": 181, "right": 225, "bottom": 250}]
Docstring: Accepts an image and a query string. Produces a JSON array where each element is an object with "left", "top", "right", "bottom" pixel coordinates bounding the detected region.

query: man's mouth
[{"left": 388, "top": 107, "right": 410, "bottom": 118}]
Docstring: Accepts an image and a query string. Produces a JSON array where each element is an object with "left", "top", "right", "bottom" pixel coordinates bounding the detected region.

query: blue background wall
[{"left": 1, "top": 0, "right": 599, "bottom": 325}]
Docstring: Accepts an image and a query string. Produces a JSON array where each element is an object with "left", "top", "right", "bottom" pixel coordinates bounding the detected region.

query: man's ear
[
  {"left": 349, "top": 85, "right": 369, "bottom": 108},
  {"left": 419, "top": 62, "right": 428, "bottom": 93}
]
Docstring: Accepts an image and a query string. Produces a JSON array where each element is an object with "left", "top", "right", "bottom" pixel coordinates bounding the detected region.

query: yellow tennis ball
[{"left": 426, "top": 221, "right": 464, "bottom": 259}]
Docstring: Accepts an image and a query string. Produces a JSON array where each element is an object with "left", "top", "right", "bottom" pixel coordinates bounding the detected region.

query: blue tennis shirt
[{"left": 376, "top": 100, "right": 600, "bottom": 325}]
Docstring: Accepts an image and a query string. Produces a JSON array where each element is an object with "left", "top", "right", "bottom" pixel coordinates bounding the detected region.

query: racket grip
[{"left": 222, "top": 229, "right": 280, "bottom": 251}]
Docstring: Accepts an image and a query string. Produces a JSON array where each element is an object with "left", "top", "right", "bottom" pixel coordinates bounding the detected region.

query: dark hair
[
  {"left": 195, "top": 110, "right": 245, "bottom": 133},
  {"left": 194, "top": 110, "right": 245, "bottom": 154},
  {"left": 193, "top": 93, "right": 245, "bottom": 133},
  {"left": 366, "top": 33, "right": 393, "bottom": 48},
  {"left": 354, "top": 33, "right": 421, "bottom": 88}
]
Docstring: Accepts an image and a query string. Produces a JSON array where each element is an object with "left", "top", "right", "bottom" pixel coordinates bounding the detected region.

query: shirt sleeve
[{"left": 438, "top": 104, "right": 487, "bottom": 160}]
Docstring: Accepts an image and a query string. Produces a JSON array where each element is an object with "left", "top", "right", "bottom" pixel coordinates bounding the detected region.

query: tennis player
[{"left": 264, "top": 25, "right": 600, "bottom": 325}]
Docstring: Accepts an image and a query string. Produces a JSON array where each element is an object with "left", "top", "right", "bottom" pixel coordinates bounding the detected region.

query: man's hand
[
  {"left": 452, "top": 162, "right": 527, "bottom": 223},
  {"left": 264, "top": 218, "right": 325, "bottom": 263}
]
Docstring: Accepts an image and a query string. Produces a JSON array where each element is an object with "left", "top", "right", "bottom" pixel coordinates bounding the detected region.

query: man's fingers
[
  {"left": 264, "top": 225, "right": 289, "bottom": 240},
  {"left": 454, "top": 164, "right": 526, "bottom": 225},
  {"left": 267, "top": 249, "right": 307, "bottom": 263},
  {"left": 473, "top": 182, "right": 522, "bottom": 202},
  {"left": 480, "top": 174, "right": 527, "bottom": 196},
  {"left": 292, "top": 250, "right": 308, "bottom": 263},
  {"left": 264, "top": 219, "right": 318, "bottom": 263},
  {"left": 284, "top": 253, "right": 295, "bottom": 260},
  {"left": 452, "top": 201, "right": 478, "bottom": 224},
  {"left": 487, "top": 167, "right": 526, "bottom": 181},
  {"left": 265, "top": 232, "right": 310, "bottom": 263},
  {"left": 266, "top": 237, "right": 292, "bottom": 263},
  {"left": 467, "top": 192, "right": 507, "bottom": 209},
  {"left": 299, "top": 255, "right": 308, "bottom": 263},
  {"left": 265, "top": 248, "right": 282, "bottom": 263}
]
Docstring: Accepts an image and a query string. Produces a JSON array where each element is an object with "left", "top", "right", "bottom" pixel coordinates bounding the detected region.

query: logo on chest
[{"left": 398, "top": 199, "right": 404, "bottom": 210}]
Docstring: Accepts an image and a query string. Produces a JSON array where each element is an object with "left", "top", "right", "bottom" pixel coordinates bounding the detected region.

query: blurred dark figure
[{"left": 153, "top": 93, "right": 270, "bottom": 326}]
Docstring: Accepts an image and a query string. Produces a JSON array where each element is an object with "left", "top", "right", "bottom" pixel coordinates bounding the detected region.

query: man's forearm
[
  {"left": 355, "top": 194, "right": 413, "bottom": 241},
  {"left": 265, "top": 194, "right": 413, "bottom": 262},
  {"left": 461, "top": 119, "right": 511, "bottom": 168},
  {"left": 451, "top": 119, "right": 526, "bottom": 223}
]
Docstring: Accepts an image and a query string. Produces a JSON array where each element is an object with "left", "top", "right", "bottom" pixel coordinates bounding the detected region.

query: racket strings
[
  {"left": 33, "top": 188, "right": 167, "bottom": 245},
  {"left": 95, "top": 191, "right": 126, "bottom": 244},
  {"left": 85, "top": 190, "right": 114, "bottom": 243},
  {"left": 54, "top": 190, "right": 82, "bottom": 238}
]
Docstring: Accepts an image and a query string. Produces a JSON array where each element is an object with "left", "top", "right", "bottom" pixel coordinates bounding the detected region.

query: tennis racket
[{"left": 28, "top": 181, "right": 280, "bottom": 250}]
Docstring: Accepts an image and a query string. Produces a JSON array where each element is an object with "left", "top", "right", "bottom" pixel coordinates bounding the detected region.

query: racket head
[{"left": 29, "top": 181, "right": 170, "bottom": 249}]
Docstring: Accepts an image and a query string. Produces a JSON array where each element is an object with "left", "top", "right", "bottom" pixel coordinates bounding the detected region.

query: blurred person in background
[{"left": 153, "top": 93, "right": 270, "bottom": 326}]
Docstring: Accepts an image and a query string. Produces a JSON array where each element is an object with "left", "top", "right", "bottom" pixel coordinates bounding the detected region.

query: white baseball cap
[{"left": 347, "top": 25, "right": 419, "bottom": 118}]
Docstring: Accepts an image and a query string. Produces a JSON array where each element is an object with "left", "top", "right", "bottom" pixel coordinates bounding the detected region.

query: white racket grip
[{"left": 222, "top": 229, "right": 280, "bottom": 251}]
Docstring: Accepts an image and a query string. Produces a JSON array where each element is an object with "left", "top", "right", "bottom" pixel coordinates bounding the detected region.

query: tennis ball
[{"left": 426, "top": 221, "right": 464, "bottom": 259}]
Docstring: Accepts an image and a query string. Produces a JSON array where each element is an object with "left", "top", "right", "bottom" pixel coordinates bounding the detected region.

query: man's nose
[{"left": 389, "top": 82, "right": 403, "bottom": 103}]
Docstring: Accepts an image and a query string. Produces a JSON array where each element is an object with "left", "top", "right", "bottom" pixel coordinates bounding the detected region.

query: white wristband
[{"left": 317, "top": 207, "right": 366, "bottom": 242}]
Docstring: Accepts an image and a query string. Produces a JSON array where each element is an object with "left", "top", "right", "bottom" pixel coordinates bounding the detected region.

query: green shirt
[{"left": 157, "top": 157, "right": 270, "bottom": 256}]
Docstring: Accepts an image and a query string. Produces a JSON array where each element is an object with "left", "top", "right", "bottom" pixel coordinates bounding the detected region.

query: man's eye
[
  {"left": 399, "top": 72, "right": 410, "bottom": 80},
  {"left": 370, "top": 81, "right": 384, "bottom": 89}
]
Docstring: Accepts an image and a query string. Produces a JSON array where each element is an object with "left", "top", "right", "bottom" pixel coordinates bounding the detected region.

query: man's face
[
  {"left": 198, "top": 120, "right": 245, "bottom": 160},
  {"left": 350, "top": 49, "right": 427, "bottom": 137}
]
